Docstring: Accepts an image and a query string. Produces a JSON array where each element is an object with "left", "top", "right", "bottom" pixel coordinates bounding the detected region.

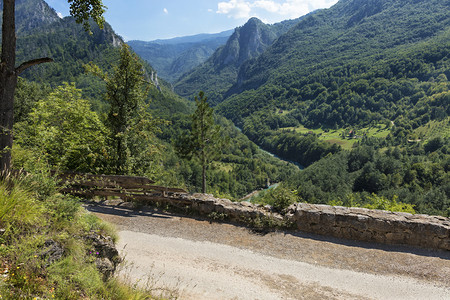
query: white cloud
[
  {"left": 217, "top": 0, "right": 338, "bottom": 20},
  {"left": 278, "top": 0, "right": 310, "bottom": 18},
  {"left": 163, "top": 8, "right": 169, "bottom": 14},
  {"left": 57, "top": 12, "right": 63, "bottom": 19},
  {"left": 217, "top": 0, "right": 252, "bottom": 19},
  {"left": 253, "top": 0, "right": 280, "bottom": 13}
]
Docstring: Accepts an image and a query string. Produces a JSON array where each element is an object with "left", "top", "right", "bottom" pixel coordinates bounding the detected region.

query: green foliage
[
  {"left": 287, "top": 139, "right": 449, "bottom": 216},
  {"left": 14, "top": 77, "right": 50, "bottom": 123},
  {"left": 0, "top": 167, "right": 166, "bottom": 299},
  {"left": 328, "top": 194, "right": 415, "bottom": 214},
  {"left": 251, "top": 185, "right": 297, "bottom": 212},
  {"left": 11, "top": 5, "right": 298, "bottom": 200},
  {"left": 190, "top": 91, "right": 223, "bottom": 163},
  {"left": 363, "top": 194, "right": 416, "bottom": 214},
  {"left": 16, "top": 14, "right": 119, "bottom": 95},
  {"left": 176, "top": 0, "right": 450, "bottom": 214},
  {"left": 159, "top": 112, "right": 298, "bottom": 198},
  {"left": 210, "top": 0, "right": 450, "bottom": 162},
  {"left": 176, "top": 91, "right": 226, "bottom": 193},
  {"left": 68, "top": 0, "right": 105, "bottom": 32},
  {"left": 87, "top": 44, "right": 160, "bottom": 174},
  {"left": 0, "top": 179, "right": 45, "bottom": 242},
  {"left": 242, "top": 113, "right": 342, "bottom": 167},
  {"left": 14, "top": 83, "right": 108, "bottom": 172}
]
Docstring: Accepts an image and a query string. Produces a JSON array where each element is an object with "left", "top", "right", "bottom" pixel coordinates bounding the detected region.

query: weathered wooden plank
[
  {"left": 100, "top": 175, "right": 155, "bottom": 186},
  {"left": 62, "top": 181, "right": 187, "bottom": 194},
  {"left": 143, "top": 185, "right": 187, "bottom": 193},
  {"left": 55, "top": 171, "right": 189, "bottom": 203},
  {"left": 55, "top": 172, "right": 156, "bottom": 185},
  {"left": 126, "top": 194, "right": 192, "bottom": 205},
  {"left": 61, "top": 181, "right": 119, "bottom": 189},
  {"left": 61, "top": 188, "right": 189, "bottom": 204}
]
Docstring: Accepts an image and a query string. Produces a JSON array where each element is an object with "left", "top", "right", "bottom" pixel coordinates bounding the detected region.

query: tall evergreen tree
[
  {"left": 0, "top": 0, "right": 105, "bottom": 173},
  {"left": 177, "top": 91, "right": 224, "bottom": 193},
  {"left": 87, "top": 44, "right": 151, "bottom": 174}
]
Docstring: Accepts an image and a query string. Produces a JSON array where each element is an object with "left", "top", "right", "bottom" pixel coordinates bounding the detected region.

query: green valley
[{"left": 279, "top": 123, "right": 391, "bottom": 150}]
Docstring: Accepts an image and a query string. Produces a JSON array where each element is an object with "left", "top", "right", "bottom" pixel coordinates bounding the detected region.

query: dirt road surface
[{"left": 86, "top": 201, "right": 450, "bottom": 300}]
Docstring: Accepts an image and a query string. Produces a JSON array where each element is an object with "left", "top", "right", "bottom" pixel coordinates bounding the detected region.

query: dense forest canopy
[{"left": 216, "top": 0, "right": 450, "bottom": 128}]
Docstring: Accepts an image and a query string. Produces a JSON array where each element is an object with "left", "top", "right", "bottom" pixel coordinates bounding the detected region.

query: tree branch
[{"left": 15, "top": 57, "right": 53, "bottom": 75}]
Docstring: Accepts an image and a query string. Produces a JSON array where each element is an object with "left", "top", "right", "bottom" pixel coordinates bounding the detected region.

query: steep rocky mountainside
[
  {"left": 174, "top": 17, "right": 302, "bottom": 104},
  {"left": 0, "top": 0, "right": 60, "bottom": 35}
]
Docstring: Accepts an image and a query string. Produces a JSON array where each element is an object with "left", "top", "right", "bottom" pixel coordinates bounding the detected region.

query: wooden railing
[{"left": 56, "top": 172, "right": 188, "bottom": 202}]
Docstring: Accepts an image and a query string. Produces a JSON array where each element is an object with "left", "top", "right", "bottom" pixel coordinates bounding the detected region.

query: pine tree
[
  {"left": 86, "top": 44, "right": 152, "bottom": 174},
  {"left": 177, "top": 91, "right": 224, "bottom": 193}
]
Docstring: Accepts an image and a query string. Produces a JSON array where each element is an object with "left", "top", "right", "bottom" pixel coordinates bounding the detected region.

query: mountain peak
[
  {"left": 216, "top": 17, "right": 276, "bottom": 67},
  {"left": 246, "top": 17, "right": 264, "bottom": 25},
  {"left": 174, "top": 17, "right": 300, "bottom": 102}
]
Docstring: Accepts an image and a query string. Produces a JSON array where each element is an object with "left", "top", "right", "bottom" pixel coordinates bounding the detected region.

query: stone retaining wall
[
  {"left": 172, "top": 194, "right": 450, "bottom": 251},
  {"left": 287, "top": 203, "right": 450, "bottom": 251}
]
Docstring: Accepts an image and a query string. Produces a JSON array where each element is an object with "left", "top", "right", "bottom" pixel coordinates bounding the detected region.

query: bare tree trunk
[
  {"left": 0, "top": 0, "right": 17, "bottom": 173},
  {"left": 201, "top": 148, "right": 207, "bottom": 193},
  {"left": 0, "top": 1, "right": 53, "bottom": 173},
  {"left": 202, "top": 161, "right": 206, "bottom": 193}
]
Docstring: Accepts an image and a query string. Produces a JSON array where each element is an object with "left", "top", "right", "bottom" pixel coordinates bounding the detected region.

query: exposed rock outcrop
[
  {"left": 40, "top": 239, "right": 65, "bottom": 266},
  {"left": 84, "top": 232, "right": 121, "bottom": 280}
]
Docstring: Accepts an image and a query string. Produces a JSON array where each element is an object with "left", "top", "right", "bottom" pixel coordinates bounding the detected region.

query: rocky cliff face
[
  {"left": 174, "top": 17, "right": 299, "bottom": 102},
  {"left": 216, "top": 17, "right": 277, "bottom": 67},
  {"left": 14, "top": 0, "right": 60, "bottom": 35}
]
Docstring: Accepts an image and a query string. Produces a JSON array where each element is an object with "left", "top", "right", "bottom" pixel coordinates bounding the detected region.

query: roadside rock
[
  {"left": 91, "top": 192, "right": 450, "bottom": 251},
  {"left": 84, "top": 232, "right": 121, "bottom": 279}
]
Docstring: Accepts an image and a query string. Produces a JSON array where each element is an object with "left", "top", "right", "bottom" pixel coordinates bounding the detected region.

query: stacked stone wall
[
  {"left": 288, "top": 203, "right": 449, "bottom": 250},
  {"left": 174, "top": 194, "right": 450, "bottom": 251}
]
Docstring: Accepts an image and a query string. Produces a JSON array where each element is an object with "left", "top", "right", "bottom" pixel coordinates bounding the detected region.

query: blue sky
[{"left": 45, "top": 0, "right": 338, "bottom": 41}]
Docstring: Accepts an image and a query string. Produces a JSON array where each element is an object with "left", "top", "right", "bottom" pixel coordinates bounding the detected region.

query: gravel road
[{"left": 86, "top": 201, "right": 450, "bottom": 300}]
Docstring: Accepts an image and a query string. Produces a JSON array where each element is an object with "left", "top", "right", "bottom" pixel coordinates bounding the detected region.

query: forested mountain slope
[
  {"left": 201, "top": 0, "right": 449, "bottom": 216},
  {"left": 128, "top": 30, "right": 233, "bottom": 83},
  {"left": 9, "top": 0, "right": 191, "bottom": 115},
  {"left": 174, "top": 17, "right": 301, "bottom": 104},
  {"left": 216, "top": 0, "right": 450, "bottom": 130}
]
